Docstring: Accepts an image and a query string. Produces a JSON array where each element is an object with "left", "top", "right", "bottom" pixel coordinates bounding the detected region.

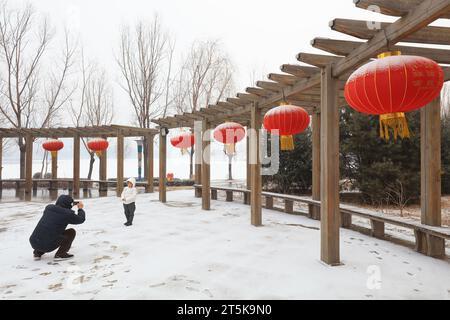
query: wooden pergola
[
  {"left": 0, "top": 125, "right": 158, "bottom": 200},
  {"left": 153, "top": 0, "right": 450, "bottom": 265}
]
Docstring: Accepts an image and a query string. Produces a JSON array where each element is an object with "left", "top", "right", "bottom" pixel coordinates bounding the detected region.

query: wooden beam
[
  {"left": 280, "top": 64, "right": 320, "bottom": 78},
  {"left": 73, "top": 135, "right": 80, "bottom": 198},
  {"left": 311, "top": 112, "right": 321, "bottom": 220},
  {"left": 146, "top": 135, "right": 154, "bottom": 193},
  {"left": 201, "top": 119, "right": 211, "bottom": 210},
  {"left": 0, "top": 137, "right": 3, "bottom": 181},
  {"left": 312, "top": 37, "right": 450, "bottom": 65},
  {"left": 250, "top": 102, "right": 262, "bottom": 226},
  {"left": 320, "top": 65, "right": 340, "bottom": 266},
  {"left": 297, "top": 52, "right": 342, "bottom": 68},
  {"left": 117, "top": 133, "right": 124, "bottom": 197},
  {"left": 226, "top": 97, "right": 248, "bottom": 106},
  {"left": 159, "top": 130, "right": 167, "bottom": 203},
  {"left": 268, "top": 73, "right": 298, "bottom": 85},
  {"left": 332, "top": 0, "right": 450, "bottom": 77},
  {"left": 354, "top": 0, "right": 450, "bottom": 19},
  {"left": 236, "top": 93, "right": 260, "bottom": 102},
  {"left": 99, "top": 138, "right": 108, "bottom": 192},
  {"left": 25, "top": 135, "right": 33, "bottom": 200},
  {"left": 256, "top": 81, "right": 285, "bottom": 92},
  {"left": 246, "top": 87, "right": 272, "bottom": 97},
  {"left": 330, "top": 18, "right": 450, "bottom": 46}
]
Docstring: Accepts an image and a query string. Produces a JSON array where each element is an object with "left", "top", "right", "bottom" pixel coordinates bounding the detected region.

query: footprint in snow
[
  {"left": 407, "top": 272, "right": 415, "bottom": 276},
  {"left": 40, "top": 272, "right": 51, "bottom": 276},
  {"left": 203, "top": 289, "right": 213, "bottom": 298},
  {"left": 149, "top": 282, "right": 166, "bottom": 288},
  {"left": 93, "top": 255, "right": 112, "bottom": 263}
]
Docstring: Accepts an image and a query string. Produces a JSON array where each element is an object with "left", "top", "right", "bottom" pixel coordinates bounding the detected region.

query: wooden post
[
  {"left": 320, "top": 65, "right": 340, "bottom": 266},
  {"left": 99, "top": 138, "right": 108, "bottom": 193},
  {"left": 265, "top": 196, "right": 274, "bottom": 209},
  {"left": 420, "top": 97, "right": 445, "bottom": 257},
  {"left": 159, "top": 129, "right": 167, "bottom": 203},
  {"left": 250, "top": 102, "right": 262, "bottom": 226},
  {"left": 25, "top": 135, "right": 33, "bottom": 200},
  {"left": 370, "top": 220, "right": 385, "bottom": 239},
  {"left": 201, "top": 119, "right": 211, "bottom": 210},
  {"left": 211, "top": 189, "right": 218, "bottom": 200},
  {"left": 194, "top": 126, "right": 202, "bottom": 198},
  {"left": 146, "top": 135, "right": 154, "bottom": 193},
  {"left": 310, "top": 112, "right": 321, "bottom": 220},
  {"left": 226, "top": 190, "right": 233, "bottom": 202},
  {"left": 49, "top": 151, "right": 58, "bottom": 191},
  {"left": 73, "top": 135, "right": 80, "bottom": 198},
  {"left": 0, "top": 137, "right": 3, "bottom": 182},
  {"left": 116, "top": 133, "right": 124, "bottom": 197},
  {"left": 244, "top": 133, "right": 251, "bottom": 204},
  {"left": 284, "top": 199, "right": 294, "bottom": 214}
]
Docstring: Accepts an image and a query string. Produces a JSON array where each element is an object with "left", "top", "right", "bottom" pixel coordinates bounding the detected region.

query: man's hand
[{"left": 77, "top": 202, "right": 84, "bottom": 209}]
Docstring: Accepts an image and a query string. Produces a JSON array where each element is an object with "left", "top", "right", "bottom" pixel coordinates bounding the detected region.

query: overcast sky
[{"left": 17, "top": 0, "right": 450, "bottom": 126}]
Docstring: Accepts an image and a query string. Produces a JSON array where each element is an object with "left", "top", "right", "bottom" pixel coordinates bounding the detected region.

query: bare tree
[
  {"left": 385, "top": 179, "right": 410, "bottom": 217},
  {"left": 71, "top": 53, "right": 114, "bottom": 179},
  {"left": 177, "top": 40, "right": 234, "bottom": 179},
  {"left": 0, "top": 2, "right": 75, "bottom": 178}
]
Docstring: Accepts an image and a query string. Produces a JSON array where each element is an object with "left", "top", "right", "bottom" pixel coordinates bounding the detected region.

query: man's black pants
[{"left": 33, "top": 228, "right": 76, "bottom": 257}]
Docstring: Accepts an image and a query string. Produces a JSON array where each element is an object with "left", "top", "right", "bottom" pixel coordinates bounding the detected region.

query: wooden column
[
  {"left": 99, "top": 138, "right": 108, "bottom": 193},
  {"left": 320, "top": 65, "right": 340, "bottom": 266},
  {"left": 250, "top": 102, "right": 262, "bottom": 226},
  {"left": 201, "top": 119, "right": 211, "bottom": 210},
  {"left": 420, "top": 97, "right": 445, "bottom": 257},
  {"left": 49, "top": 149, "right": 58, "bottom": 191},
  {"left": 159, "top": 129, "right": 167, "bottom": 203},
  {"left": 24, "top": 135, "right": 33, "bottom": 200},
  {"left": 244, "top": 133, "right": 251, "bottom": 205},
  {"left": 116, "top": 133, "right": 124, "bottom": 197},
  {"left": 194, "top": 126, "right": 202, "bottom": 198},
  {"left": 73, "top": 135, "right": 80, "bottom": 198},
  {"left": 146, "top": 135, "right": 154, "bottom": 193},
  {"left": 0, "top": 137, "right": 3, "bottom": 182},
  {"left": 310, "top": 112, "right": 321, "bottom": 220}
]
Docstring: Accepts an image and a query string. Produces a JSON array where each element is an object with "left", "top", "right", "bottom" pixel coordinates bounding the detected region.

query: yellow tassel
[
  {"left": 379, "top": 112, "right": 411, "bottom": 141},
  {"left": 51, "top": 151, "right": 57, "bottom": 158},
  {"left": 225, "top": 144, "right": 236, "bottom": 155},
  {"left": 181, "top": 148, "right": 188, "bottom": 155},
  {"left": 95, "top": 151, "right": 102, "bottom": 157},
  {"left": 280, "top": 135, "right": 295, "bottom": 151}
]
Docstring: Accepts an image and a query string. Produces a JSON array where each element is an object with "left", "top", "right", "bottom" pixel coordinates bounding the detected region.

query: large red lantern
[
  {"left": 42, "top": 139, "right": 64, "bottom": 158},
  {"left": 87, "top": 138, "right": 109, "bottom": 157},
  {"left": 213, "top": 122, "right": 246, "bottom": 155},
  {"left": 345, "top": 51, "right": 444, "bottom": 140},
  {"left": 263, "top": 104, "right": 310, "bottom": 151},
  {"left": 170, "top": 132, "right": 195, "bottom": 155}
]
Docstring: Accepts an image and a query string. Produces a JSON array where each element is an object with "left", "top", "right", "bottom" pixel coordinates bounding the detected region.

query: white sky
[{"left": 17, "top": 0, "right": 450, "bottom": 126}]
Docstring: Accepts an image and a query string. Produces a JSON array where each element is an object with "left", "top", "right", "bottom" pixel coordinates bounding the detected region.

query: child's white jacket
[{"left": 121, "top": 178, "right": 137, "bottom": 204}]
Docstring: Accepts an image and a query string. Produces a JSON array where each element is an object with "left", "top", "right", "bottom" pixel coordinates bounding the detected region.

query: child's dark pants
[{"left": 123, "top": 203, "right": 136, "bottom": 224}]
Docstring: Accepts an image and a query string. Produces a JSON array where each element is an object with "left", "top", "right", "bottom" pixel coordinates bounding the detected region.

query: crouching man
[{"left": 29, "top": 195, "right": 86, "bottom": 261}]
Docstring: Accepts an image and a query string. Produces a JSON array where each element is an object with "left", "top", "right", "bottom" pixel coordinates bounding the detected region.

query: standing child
[{"left": 121, "top": 177, "right": 137, "bottom": 226}]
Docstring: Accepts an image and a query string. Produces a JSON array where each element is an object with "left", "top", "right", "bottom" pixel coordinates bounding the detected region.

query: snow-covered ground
[{"left": 1, "top": 189, "right": 450, "bottom": 300}]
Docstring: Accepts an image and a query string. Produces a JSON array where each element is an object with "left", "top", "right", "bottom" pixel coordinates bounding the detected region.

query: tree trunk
[
  {"left": 87, "top": 153, "right": 95, "bottom": 180},
  {"left": 189, "top": 147, "right": 194, "bottom": 180},
  {"left": 228, "top": 155, "right": 233, "bottom": 180}
]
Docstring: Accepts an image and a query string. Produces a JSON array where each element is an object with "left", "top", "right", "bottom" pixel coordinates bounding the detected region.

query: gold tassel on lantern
[
  {"left": 181, "top": 148, "right": 188, "bottom": 155},
  {"left": 280, "top": 135, "right": 294, "bottom": 151},
  {"left": 51, "top": 151, "right": 57, "bottom": 158},
  {"left": 225, "top": 143, "right": 236, "bottom": 156},
  {"left": 95, "top": 151, "right": 102, "bottom": 157},
  {"left": 379, "top": 112, "right": 411, "bottom": 141}
]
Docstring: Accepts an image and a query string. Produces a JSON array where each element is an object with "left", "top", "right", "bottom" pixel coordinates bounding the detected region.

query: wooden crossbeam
[
  {"left": 312, "top": 37, "right": 450, "bottom": 65},
  {"left": 236, "top": 93, "right": 260, "bottom": 102},
  {"left": 268, "top": 73, "right": 298, "bottom": 85},
  {"left": 330, "top": 18, "right": 450, "bottom": 46},
  {"left": 280, "top": 64, "right": 320, "bottom": 78},
  {"left": 332, "top": 0, "right": 450, "bottom": 77},
  {"left": 297, "top": 52, "right": 342, "bottom": 68},
  {"left": 256, "top": 81, "right": 285, "bottom": 92},
  {"left": 246, "top": 87, "right": 272, "bottom": 97},
  {"left": 226, "top": 97, "right": 248, "bottom": 106},
  {"left": 354, "top": 0, "right": 450, "bottom": 19}
]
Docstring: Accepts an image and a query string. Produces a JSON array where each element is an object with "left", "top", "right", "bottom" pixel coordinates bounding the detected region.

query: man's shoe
[
  {"left": 54, "top": 252, "right": 74, "bottom": 260},
  {"left": 33, "top": 250, "right": 44, "bottom": 261}
]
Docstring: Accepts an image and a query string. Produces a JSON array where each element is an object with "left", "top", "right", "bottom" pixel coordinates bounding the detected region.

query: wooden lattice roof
[
  {"left": 153, "top": 0, "right": 450, "bottom": 129},
  {"left": 0, "top": 125, "right": 158, "bottom": 138}
]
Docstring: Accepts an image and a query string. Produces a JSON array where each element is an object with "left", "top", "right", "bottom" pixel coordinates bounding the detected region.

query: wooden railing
[{"left": 194, "top": 185, "right": 450, "bottom": 258}]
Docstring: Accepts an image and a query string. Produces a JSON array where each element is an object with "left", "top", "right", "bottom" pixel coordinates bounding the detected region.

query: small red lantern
[
  {"left": 42, "top": 139, "right": 64, "bottom": 158},
  {"left": 170, "top": 132, "right": 195, "bottom": 155},
  {"left": 213, "top": 122, "right": 246, "bottom": 155},
  {"left": 263, "top": 104, "right": 310, "bottom": 151},
  {"left": 87, "top": 138, "right": 109, "bottom": 157},
  {"left": 167, "top": 173, "right": 174, "bottom": 182},
  {"left": 345, "top": 51, "right": 444, "bottom": 140}
]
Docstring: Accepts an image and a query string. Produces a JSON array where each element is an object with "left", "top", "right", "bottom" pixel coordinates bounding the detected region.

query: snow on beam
[{"left": 354, "top": 0, "right": 450, "bottom": 19}]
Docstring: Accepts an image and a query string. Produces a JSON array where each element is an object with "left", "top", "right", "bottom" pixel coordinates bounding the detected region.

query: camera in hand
[{"left": 72, "top": 201, "right": 80, "bottom": 206}]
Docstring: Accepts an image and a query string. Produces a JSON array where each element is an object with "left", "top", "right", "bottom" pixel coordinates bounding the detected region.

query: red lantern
[
  {"left": 88, "top": 138, "right": 109, "bottom": 157},
  {"left": 213, "top": 122, "right": 246, "bottom": 155},
  {"left": 170, "top": 132, "right": 195, "bottom": 155},
  {"left": 167, "top": 173, "right": 174, "bottom": 182},
  {"left": 263, "top": 104, "right": 310, "bottom": 151},
  {"left": 42, "top": 139, "right": 64, "bottom": 158},
  {"left": 345, "top": 51, "right": 444, "bottom": 140}
]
